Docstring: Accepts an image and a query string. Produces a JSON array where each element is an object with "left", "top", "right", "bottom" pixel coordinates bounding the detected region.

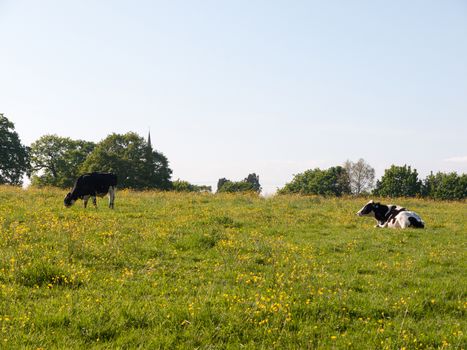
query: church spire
[{"left": 147, "top": 129, "right": 152, "bottom": 149}]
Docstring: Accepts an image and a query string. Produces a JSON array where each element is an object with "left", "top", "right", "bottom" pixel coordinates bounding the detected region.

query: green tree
[
  {"left": 422, "top": 171, "right": 467, "bottom": 200},
  {"left": 217, "top": 178, "right": 229, "bottom": 192},
  {"left": 278, "top": 166, "right": 350, "bottom": 196},
  {"left": 374, "top": 165, "right": 422, "bottom": 197},
  {"left": 0, "top": 114, "right": 30, "bottom": 185},
  {"left": 81, "top": 132, "right": 172, "bottom": 189},
  {"left": 29, "top": 135, "right": 95, "bottom": 188},
  {"left": 172, "top": 179, "right": 212, "bottom": 192},
  {"left": 217, "top": 180, "right": 257, "bottom": 193},
  {"left": 244, "top": 173, "right": 262, "bottom": 193},
  {"left": 216, "top": 173, "right": 262, "bottom": 193}
]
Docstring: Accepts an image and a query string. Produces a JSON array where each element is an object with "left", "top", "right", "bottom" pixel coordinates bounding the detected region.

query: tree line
[
  {"left": 278, "top": 161, "right": 466, "bottom": 200},
  {"left": 1, "top": 114, "right": 466, "bottom": 199},
  {"left": 1, "top": 113, "right": 172, "bottom": 190}
]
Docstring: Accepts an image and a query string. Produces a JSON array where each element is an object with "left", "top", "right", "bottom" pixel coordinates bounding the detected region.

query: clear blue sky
[{"left": 1, "top": 0, "right": 466, "bottom": 193}]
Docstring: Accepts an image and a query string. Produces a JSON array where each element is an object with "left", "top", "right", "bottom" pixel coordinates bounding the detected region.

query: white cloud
[{"left": 444, "top": 156, "right": 467, "bottom": 163}]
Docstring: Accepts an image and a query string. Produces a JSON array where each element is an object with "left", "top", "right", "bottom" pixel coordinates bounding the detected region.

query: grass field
[{"left": 0, "top": 186, "right": 465, "bottom": 349}]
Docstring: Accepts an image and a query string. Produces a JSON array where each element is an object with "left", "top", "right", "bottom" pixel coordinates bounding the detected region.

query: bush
[
  {"left": 373, "top": 165, "right": 422, "bottom": 197},
  {"left": 422, "top": 172, "right": 467, "bottom": 200},
  {"left": 278, "top": 166, "right": 350, "bottom": 196},
  {"left": 217, "top": 173, "right": 262, "bottom": 193},
  {"left": 217, "top": 180, "right": 257, "bottom": 193},
  {"left": 172, "top": 180, "right": 211, "bottom": 193}
]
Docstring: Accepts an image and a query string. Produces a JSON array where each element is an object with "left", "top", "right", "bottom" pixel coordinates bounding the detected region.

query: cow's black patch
[
  {"left": 64, "top": 172, "right": 117, "bottom": 208},
  {"left": 360, "top": 202, "right": 375, "bottom": 215},
  {"left": 372, "top": 203, "right": 391, "bottom": 225},
  {"left": 408, "top": 216, "right": 424, "bottom": 228}
]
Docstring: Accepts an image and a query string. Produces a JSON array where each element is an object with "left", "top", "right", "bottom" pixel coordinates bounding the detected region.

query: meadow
[{"left": 0, "top": 186, "right": 465, "bottom": 349}]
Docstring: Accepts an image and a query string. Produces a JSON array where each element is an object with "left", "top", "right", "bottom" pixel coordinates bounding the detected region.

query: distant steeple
[{"left": 147, "top": 130, "right": 152, "bottom": 149}]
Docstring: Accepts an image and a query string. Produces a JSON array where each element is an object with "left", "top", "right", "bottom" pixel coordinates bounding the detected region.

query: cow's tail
[{"left": 408, "top": 216, "right": 425, "bottom": 228}]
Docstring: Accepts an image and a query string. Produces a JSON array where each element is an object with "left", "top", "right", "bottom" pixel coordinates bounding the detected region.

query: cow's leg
[
  {"left": 374, "top": 220, "right": 386, "bottom": 228},
  {"left": 387, "top": 221, "right": 397, "bottom": 228},
  {"left": 108, "top": 186, "right": 116, "bottom": 209},
  {"left": 83, "top": 195, "right": 90, "bottom": 208},
  {"left": 92, "top": 196, "right": 97, "bottom": 208}
]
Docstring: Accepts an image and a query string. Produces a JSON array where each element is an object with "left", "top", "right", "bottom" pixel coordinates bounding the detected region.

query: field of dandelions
[{"left": 0, "top": 186, "right": 465, "bottom": 349}]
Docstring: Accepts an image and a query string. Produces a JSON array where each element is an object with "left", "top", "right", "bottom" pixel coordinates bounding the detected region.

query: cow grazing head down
[
  {"left": 64, "top": 172, "right": 117, "bottom": 209},
  {"left": 64, "top": 192, "right": 76, "bottom": 207},
  {"left": 356, "top": 200, "right": 424, "bottom": 229}
]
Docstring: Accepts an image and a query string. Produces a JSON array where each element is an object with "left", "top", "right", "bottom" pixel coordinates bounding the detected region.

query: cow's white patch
[{"left": 386, "top": 211, "right": 424, "bottom": 228}]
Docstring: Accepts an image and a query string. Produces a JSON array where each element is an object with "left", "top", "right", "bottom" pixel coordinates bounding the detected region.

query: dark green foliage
[
  {"left": 172, "top": 179, "right": 211, "bottom": 192},
  {"left": 244, "top": 173, "right": 261, "bottom": 193},
  {"left": 29, "top": 135, "right": 95, "bottom": 188},
  {"left": 217, "top": 180, "right": 256, "bottom": 193},
  {"left": 0, "top": 114, "right": 29, "bottom": 185},
  {"left": 217, "top": 173, "right": 262, "bottom": 193},
  {"left": 217, "top": 178, "right": 229, "bottom": 192},
  {"left": 373, "top": 165, "right": 422, "bottom": 197},
  {"left": 278, "top": 166, "right": 351, "bottom": 196},
  {"left": 422, "top": 171, "right": 467, "bottom": 200},
  {"left": 81, "top": 132, "right": 172, "bottom": 189}
]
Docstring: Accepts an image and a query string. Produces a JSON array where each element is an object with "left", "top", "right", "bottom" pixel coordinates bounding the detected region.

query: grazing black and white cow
[
  {"left": 356, "top": 200, "right": 424, "bottom": 228},
  {"left": 64, "top": 172, "right": 117, "bottom": 209}
]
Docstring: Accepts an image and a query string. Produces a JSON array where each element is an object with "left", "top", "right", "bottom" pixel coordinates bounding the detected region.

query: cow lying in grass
[{"left": 356, "top": 200, "right": 425, "bottom": 228}]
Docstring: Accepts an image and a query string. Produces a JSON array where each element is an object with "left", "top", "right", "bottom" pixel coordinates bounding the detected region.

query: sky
[{"left": 1, "top": 0, "right": 466, "bottom": 194}]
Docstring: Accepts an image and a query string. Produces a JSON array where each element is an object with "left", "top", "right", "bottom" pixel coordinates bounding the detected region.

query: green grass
[{"left": 0, "top": 186, "right": 465, "bottom": 349}]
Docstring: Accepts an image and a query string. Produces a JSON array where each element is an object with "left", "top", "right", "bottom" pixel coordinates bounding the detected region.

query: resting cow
[
  {"left": 64, "top": 172, "right": 117, "bottom": 209},
  {"left": 356, "top": 200, "right": 424, "bottom": 228}
]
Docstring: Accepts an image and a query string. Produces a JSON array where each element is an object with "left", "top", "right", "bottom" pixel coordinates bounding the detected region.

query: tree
[
  {"left": 29, "top": 135, "right": 95, "bottom": 188},
  {"left": 0, "top": 114, "right": 30, "bottom": 185},
  {"left": 422, "top": 172, "right": 467, "bottom": 200},
  {"left": 216, "top": 174, "right": 262, "bottom": 193},
  {"left": 217, "top": 178, "right": 229, "bottom": 192},
  {"left": 373, "top": 165, "right": 421, "bottom": 197},
  {"left": 172, "top": 179, "right": 212, "bottom": 192},
  {"left": 80, "top": 132, "right": 172, "bottom": 189},
  {"left": 244, "top": 173, "right": 262, "bottom": 193},
  {"left": 278, "top": 166, "right": 351, "bottom": 196},
  {"left": 344, "top": 159, "right": 375, "bottom": 195},
  {"left": 217, "top": 180, "right": 257, "bottom": 193}
]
